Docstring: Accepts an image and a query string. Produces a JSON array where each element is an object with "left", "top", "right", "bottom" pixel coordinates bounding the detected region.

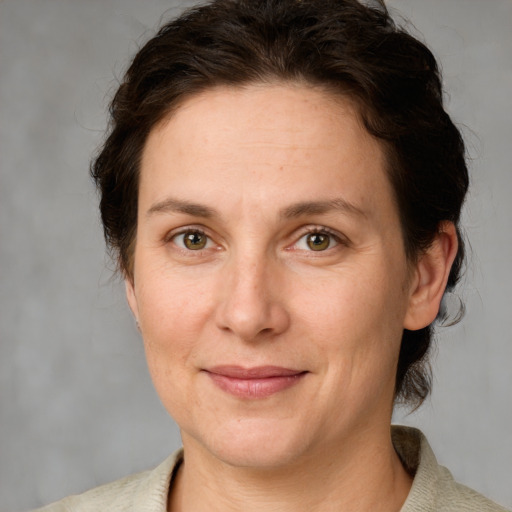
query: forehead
[
  {"left": 139, "top": 84, "right": 395, "bottom": 223},
  {"left": 146, "top": 84, "right": 371, "bottom": 157}
]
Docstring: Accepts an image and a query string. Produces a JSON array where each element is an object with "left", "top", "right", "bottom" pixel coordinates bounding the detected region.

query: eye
[
  {"left": 172, "top": 230, "right": 213, "bottom": 251},
  {"left": 295, "top": 230, "right": 340, "bottom": 252}
]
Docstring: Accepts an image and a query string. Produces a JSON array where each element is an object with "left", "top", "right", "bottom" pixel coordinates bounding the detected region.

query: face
[{"left": 127, "top": 84, "right": 417, "bottom": 469}]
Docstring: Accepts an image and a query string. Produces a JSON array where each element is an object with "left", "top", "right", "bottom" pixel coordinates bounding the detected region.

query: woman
[{"left": 34, "top": 0, "right": 509, "bottom": 510}]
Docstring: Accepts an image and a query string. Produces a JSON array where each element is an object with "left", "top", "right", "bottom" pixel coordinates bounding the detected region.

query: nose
[{"left": 214, "top": 255, "right": 290, "bottom": 342}]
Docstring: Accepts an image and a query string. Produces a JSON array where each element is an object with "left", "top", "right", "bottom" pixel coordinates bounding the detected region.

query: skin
[{"left": 126, "top": 84, "right": 457, "bottom": 511}]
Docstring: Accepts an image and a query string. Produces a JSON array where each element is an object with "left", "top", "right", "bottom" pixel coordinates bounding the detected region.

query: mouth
[{"left": 203, "top": 366, "right": 307, "bottom": 399}]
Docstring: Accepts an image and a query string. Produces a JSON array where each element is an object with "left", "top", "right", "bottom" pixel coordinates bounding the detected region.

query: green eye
[
  {"left": 180, "top": 231, "right": 208, "bottom": 250},
  {"left": 306, "top": 233, "right": 331, "bottom": 251}
]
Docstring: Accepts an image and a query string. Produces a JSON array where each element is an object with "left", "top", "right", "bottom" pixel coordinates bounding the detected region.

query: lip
[{"left": 204, "top": 366, "right": 307, "bottom": 399}]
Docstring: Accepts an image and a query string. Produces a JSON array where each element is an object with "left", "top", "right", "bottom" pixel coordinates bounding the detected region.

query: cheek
[
  {"left": 289, "top": 262, "right": 407, "bottom": 373},
  {"left": 137, "top": 260, "right": 213, "bottom": 326},
  {"left": 136, "top": 278, "right": 210, "bottom": 419},
  {"left": 136, "top": 270, "right": 214, "bottom": 372}
]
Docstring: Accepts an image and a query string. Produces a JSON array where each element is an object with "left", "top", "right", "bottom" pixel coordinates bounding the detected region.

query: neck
[{"left": 168, "top": 425, "right": 412, "bottom": 512}]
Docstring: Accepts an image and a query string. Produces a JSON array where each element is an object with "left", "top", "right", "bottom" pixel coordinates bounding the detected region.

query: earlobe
[
  {"left": 125, "top": 278, "right": 140, "bottom": 322},
  {"left": 404, "top": 222, "right": 458, "bottom": 331}
]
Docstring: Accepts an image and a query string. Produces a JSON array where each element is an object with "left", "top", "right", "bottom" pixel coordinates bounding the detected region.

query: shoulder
[
  {"left": 438, "top": 478, "right": 510, "bottom": 512},
  {"left": 33, "top": 472, "right": 151, "bottom": 512},
  {"left": 393, "top": 426, "right": 510, "bottom": 512},
  {"left": 32, "top": 450, "right": 182, "bottom": 512}
]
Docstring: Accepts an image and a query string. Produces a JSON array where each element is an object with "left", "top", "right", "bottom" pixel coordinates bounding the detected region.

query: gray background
[{"left": 1, "top": 1, "right": 511, "bottom": 510}]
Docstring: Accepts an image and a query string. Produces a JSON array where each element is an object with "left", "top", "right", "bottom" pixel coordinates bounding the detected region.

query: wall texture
[{"left": 1, "top": 1, "right": 511, "bottom": 510}]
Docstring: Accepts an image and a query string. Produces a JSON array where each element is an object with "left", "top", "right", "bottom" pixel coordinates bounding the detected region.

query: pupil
[{"left": 185, "top": 232, "right": 206, "bottom": 249}]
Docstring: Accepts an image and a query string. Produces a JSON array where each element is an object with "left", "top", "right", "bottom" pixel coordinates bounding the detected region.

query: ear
[
  {"left": 404, "top": 221, "right": 458, "bottom": 330},
  {"left": 125, "top": 278, "right": 140, "bottom": 323}
]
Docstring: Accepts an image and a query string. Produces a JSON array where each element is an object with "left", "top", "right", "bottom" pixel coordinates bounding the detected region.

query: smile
[{"left": 204, "top": 366, "right": 307, "bottom": 399}]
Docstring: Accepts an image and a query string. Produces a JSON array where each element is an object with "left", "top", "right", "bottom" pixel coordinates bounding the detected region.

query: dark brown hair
[{"left": 91, "top": 0, "right": 469, "bottom": 407}]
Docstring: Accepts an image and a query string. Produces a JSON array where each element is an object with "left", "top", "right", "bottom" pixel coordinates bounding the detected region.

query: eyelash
[
  {"left": 291, "top": 226, "right": 345, "bottom": 252},
  {"left": 166, "top": 227, "right": 214, "bottom": 252},
  {"left": 165, "top": 225, "right": 347, "bottom": 253}
]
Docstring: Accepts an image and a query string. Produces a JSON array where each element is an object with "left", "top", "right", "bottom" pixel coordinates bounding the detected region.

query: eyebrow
[
  {"left": 146, "top": 198, "right": 218, "bottom": 218},
  {"left": 281, "top": 198, "right": 367, "bottom": 219},
  {"left": 146, "top": 196, "right": 366, "bottom": 220}
]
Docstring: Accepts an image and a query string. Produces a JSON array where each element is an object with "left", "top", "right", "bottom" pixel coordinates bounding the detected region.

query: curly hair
[{"left": 91, "top": 0, "right": 469, "bottom": 408}]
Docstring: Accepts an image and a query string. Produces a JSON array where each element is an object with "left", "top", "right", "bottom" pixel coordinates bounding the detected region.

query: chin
[{"left": 189, "top": 417, "right": 312, "bottom": 470}]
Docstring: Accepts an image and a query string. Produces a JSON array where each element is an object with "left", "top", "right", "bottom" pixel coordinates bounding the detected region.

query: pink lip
[{"left": 204, "top": 366, "right": 307, "bottom": 399}]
